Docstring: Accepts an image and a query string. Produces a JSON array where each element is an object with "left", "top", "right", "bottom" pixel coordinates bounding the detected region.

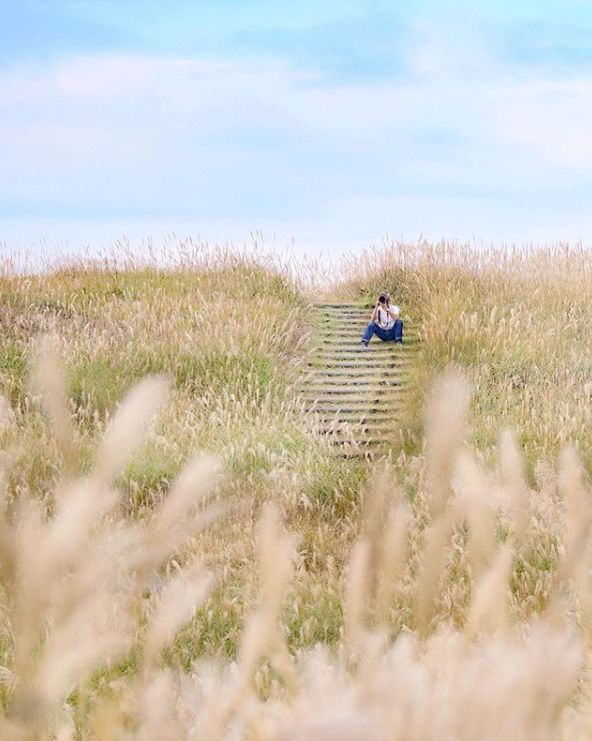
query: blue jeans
[{"left": 362, "top": 319, "right": 403, "bottom": 343}]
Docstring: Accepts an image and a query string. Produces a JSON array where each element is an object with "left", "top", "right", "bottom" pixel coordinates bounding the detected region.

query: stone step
[
  {"left": 305, "top": 388, "right": 407, "bottom": 399},
  {"left": 315, "top": 309, "right": 411, "bottom": 317},
  {"left": 315, "top": 302, "right": 370, "bottom": 307},
  {"left": 308, "top": 365, "right": 411, "bottom": 376},
  {"left": 316, "top": 348, "right": 403, "bottom": 357},
  {"left": 315, "top": 338, "right": 418, "bottom": 347},
  {"left": 309, "top": 364, "right": 406, "bottom": 374},
  {"left": 307, "top": 373, "right": 406, "bottom": 382},
  {"left": 322, "top": 336, "right": 417, "bottom": 344},
  {"left": 304, "top": 378, "right": 406, "bottom": 389},
  {"left": 306, "top": 406, "right": 399, "bottom": 417},
  {"left": 303, "top": 374, "right": 407, "bottom": 384},
  {"left": 324, "top": 436, "right": 394, "bottom": 447},
  {"left": 318, "top": 356, "right": 414, "bottom": 362},
  {"left": 304, "top": 383, "right": 404, "bottom": 395},
  {"left": 317, "top": 347, "right": 404, "bottom": 354},
  {"left": 317, "top": 317, "right": 407, "bottom": 325},
  {"left": 323, "top": 442, "right": 393, "bottom": 455},
  {"left": 309, "top": 355, "right": 412, "bottom": 373},
  {"left": 314, "top": 425, "right": 400, "bottom": 436},
  {"left": 313, "top": 411, "right": 401, "bottom": 423},
  {"left": 305, "top": 385, "right": 402, "bottom": 394},
  {"left": 319, "top": 337, "right": 409, "bottom": 344},
  {"left": 316, "top": 328, "right": 418, "bottom": 336},
  {"left": 305, "top": 302, "right": 417, "bottom": 456},
  {"left": 310, "top": 359, "right": 413, "bottom": 368},
  {"left": 303, "top": 383, "right": 405, "bottom": 401},
  {"left": 315, "top": 360, "right": 414, "bottom": 370},
  {"left": 316, "top": 423, "right": 396, "bottom": 436},
  {"left": 306, "top": 399, "right": 399, "bottom": 408},
  {"left": 320, "top": 344, "right": 414, "bottom": 352},
  {"left": 324, "top": 436, "right": 393, "bottom": 447},
  {"left": 315, "top": 309, "right": 370, "bottom": 316}
]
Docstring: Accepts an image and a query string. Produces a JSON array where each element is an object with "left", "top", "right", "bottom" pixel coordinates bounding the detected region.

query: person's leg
[
  {"left": 373, "top": 325, "right": 391, "bottom": 341},
  {"left": 361, "top": 321, "right": 378, "bottom": 344},
  {"left": 393, "top": 319, "right": 403, "bottom": 342}
]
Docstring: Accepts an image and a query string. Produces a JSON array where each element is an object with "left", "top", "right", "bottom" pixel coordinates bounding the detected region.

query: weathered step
[
  {"left": 316, "top": 343, "right": 418, "bottom": 352},
  {"left": 306, "top": 375, "right": 406, "bottom": 384},
  {"left": 304, "top": 379, "right": 406, "bottom": 390},
  {"left": 315, "top": 302, "right": 369, "bottom": 306},
  {"left": 305, "top": 389, "right": 407, "bottom": 399},
  {"left": 315, "top": 305, "right": 370, "bottom": 312},
  {"left": 308, "top": 365, "right": 412, "bottom": 377},
  {"left": 304, "top": 301, "right": 418, "bottom": 458},
  {"left": 304, "top": 384, "right": 404, "bottom": 395},
  {"left": 316, "top": 424, "right": 397, "bottom": 437},
  {"left": 323, "top": 437, "right": 395, "bottom": 448},
  {"left": 318, "top": 344, "right": 405, "bottom": 352},
  {"left": 314, "top": 411, "right": 401, "bottom": 423},
  {"left": 304, "top": 399, "right": 403, "bottom": 409},
  {"left": 316, "top": 321, "right": 413, "bottom": 328},
  {"left": 317, "top": 316, "right": 370, "bottom": 323},
  {"left": 323, "top": 337, "right": 414, "bottom": 344},
  {"left": 305, "top": 401, "right": 400, "bottom": 411},
  {"left": 305, "top": 387, "right": 404, "bottom": 397},
  {"left": 315, "top": 359, "right": 415, "bottom": 370},
  {"left": 316, "top": 338, "right": 417, "bottom": 347},
  {"left": 329, "top": 444, "right": 393, "bottom": 458},
  {"left": 313, "top": 419, "right": 399, "bottom": 430},
  {"left": 306, "top": 397, "right": 401, "bottom": 406},
  {"left": 314, "top": 350, "right": 415, "bottom": 359},
  {"left": 314, "top": 364, "right": 403, "bottom": 372},
  {"left": 303, "top": 375, "right": 406, "bottom": 386},
  {"left": 315, "top": 354, "right": 415, "bottom": 361},
  {"left": 316, "top": 314, "right": 406, "bottom": 321},
  {"left": 315, "top": 330, "right": 416, "bottom": 337},
  {"left": 304, "top": 386, "right": 406, "bottom": 395},
  {"left": 306, "top": 399, "right": 401, "bottom": 409},
  {"left": 310, "top": 361, "right": 412, "bottom": 370},
  {"left": 308, "top": 364, "right": 410, "bottom": 372},
  {"left": 313, "top": 350, "right": 407, "bottom": 358},
  {"left": 316, "top": 306, "right": 373, "bottom": 316},
  {"left": 324, "top": 437, "right": 393, "bottom": 448},
  {"left": 304, "top": 383, "right": 404, "bottom": 400},
  {"left": 306, "top": 378, "right": 410, "bottom": 388}
]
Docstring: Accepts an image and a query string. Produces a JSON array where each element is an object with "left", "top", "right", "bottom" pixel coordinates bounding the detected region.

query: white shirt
[{"left": 377, "top": 304, "right": 400, "bottom": 329}]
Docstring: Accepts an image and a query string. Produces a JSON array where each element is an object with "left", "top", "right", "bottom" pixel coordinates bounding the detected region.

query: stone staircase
[{"left": 302, "top": 302, "right": 418, "bottom": 457}]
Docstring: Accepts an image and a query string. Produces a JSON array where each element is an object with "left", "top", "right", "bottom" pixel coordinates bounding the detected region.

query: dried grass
[{"left": 0, "top": 242, "right": 591, "bottom": 737}]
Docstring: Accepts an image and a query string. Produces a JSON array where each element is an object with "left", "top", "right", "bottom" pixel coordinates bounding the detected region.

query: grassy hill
[
  {"left": 1, "top": 242, "right": 592, "bottom": 737},
  {"left": 336, "top": 242, "right": 592, "bottom": 470}
]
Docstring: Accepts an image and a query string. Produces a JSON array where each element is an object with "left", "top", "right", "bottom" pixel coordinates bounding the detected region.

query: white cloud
[{"left": 1, "top": 22, "right": 592, "bottom": 253}]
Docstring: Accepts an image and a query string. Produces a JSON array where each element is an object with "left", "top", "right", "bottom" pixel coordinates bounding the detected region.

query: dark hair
[{"left": 378, "top": 293, "right": 388, "bottom": 304}]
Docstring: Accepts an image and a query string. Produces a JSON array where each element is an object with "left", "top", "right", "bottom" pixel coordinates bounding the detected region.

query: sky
[{"left": 2, "top": 0, "right": 592, "bottom": 259}]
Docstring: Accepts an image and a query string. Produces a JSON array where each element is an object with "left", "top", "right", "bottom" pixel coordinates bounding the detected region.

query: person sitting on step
[{"left": 360, "top": 292, "right": 403, "bottom": 346}]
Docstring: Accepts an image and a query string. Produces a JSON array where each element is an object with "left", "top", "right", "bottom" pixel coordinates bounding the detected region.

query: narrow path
[{"left": 302, "top": 303, "right": 418, "bottom": 457}]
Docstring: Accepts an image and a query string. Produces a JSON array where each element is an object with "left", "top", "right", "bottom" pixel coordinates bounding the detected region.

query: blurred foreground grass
[{"left": 1, "top": 241, "right": 592, "bottom": 737}]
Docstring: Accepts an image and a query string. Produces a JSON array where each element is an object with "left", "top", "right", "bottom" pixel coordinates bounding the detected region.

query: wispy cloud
[{"left": 1, "top": 4, "right": 592, "bottom": 253}]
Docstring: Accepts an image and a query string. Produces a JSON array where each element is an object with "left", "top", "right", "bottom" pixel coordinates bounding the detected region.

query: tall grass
[
  {"left": 334, "top": 240, "right": 592, "bottom": 468},
  {"left": 1, "top": 241, "right": 592, "bottom": 737}
]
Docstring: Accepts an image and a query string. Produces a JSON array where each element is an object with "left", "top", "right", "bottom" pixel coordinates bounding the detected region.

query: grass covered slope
[
  {"left": 0, "top": 250, "right": 367, "bottom": 663},
  {"left": 335, "top": 242, "right": 592, "bottom": 471},
  {"left": 3, "top": 243, "right": 592, "bottom": 737},
  {"left": 1, "top": 254, "right": 308, "bottom": 493}
]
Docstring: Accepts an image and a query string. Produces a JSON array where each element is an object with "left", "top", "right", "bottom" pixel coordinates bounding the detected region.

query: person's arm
[
  {"left": 370, "top": 303, "right": 379, "bottom": 321},
  {"left": 387, "top": 307, "right": 398, "bottom": 319}
]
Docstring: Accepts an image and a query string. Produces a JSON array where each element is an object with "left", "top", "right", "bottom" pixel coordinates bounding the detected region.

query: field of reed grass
[{"left": 1, "top": 241, "right": 592, "bottom": 738}]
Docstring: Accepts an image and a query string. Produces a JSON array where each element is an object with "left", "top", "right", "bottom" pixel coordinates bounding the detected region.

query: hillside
[{"left": 1, "top": 243, "right": 592, "bottom": 737}]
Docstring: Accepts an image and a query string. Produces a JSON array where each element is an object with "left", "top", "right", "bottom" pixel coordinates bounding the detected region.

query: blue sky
[{"left": 2, "top": 1, "right": 592, "bottom": 257}]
